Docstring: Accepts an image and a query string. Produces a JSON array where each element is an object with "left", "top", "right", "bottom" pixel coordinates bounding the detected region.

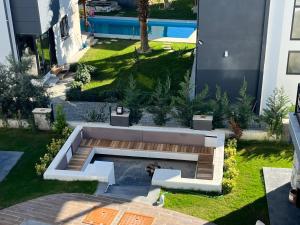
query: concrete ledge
[
  {"left": 44, "top": 124, "right": 225, "bottom": 193},
  {"left": 152, "top": 169, "right": 222, "bottom": 192}
]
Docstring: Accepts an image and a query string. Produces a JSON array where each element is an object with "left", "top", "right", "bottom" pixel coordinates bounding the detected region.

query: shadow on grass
[
  {"left": 237, "top": 140, "right": 293, "bottom": 162},
  {"left": 79, "top": 45, "right": 193, "bottom": 101},
  {"left": 164, "top": 188, "right": 270, "bottom": 225},
  {"left": 213, "top": 196, "right": 269, "bottom": 225}
]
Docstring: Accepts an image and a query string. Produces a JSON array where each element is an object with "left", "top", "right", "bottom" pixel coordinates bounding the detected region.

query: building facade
[
  {"left": 0, "top": 0, "right": 83, "bottom": 75},
  {"left": 195, "top": 0, "right": 300, "bottom": 113}
]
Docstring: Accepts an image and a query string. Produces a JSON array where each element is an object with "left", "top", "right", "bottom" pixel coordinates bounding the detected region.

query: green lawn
[
  {"left": 78, "top": 39, "right": 195, "bottom": 102},
  {"left": 0, "top": 129, "right": 97, "bottom": 209},
  {"left": 164, "top": 141, "right": 293, "bottom": 225},
  {"left": 93, "top": 0, "right": 197, "bottom": 20}
]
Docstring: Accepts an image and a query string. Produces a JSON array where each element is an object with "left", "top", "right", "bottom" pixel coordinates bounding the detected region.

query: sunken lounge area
[{"left": 44, "top": 124, "right": 225, "bottom": 192}]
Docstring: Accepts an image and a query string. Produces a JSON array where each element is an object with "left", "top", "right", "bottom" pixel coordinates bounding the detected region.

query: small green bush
[
  {"left": 223, "top": 138, "right": 238, "bottom": 194},
  {"left": 74, "top": 64, "right": 91, "bottom": 84},
  {"left": 53, "top": 105, "right": 68, "bottom": 135},
  {"left": 35, "top": 163, "right": 47, "bottom": 176},
  {"left": 225, "top": 139, "right": 237, "bottom": 159},
  {"left": 226, "top": 138, "right": 237, "bottom": 149},
  {"left": 70, "top": 81, "right": 83, "bottom": 89},
  {"left": 35, "top": 127, "right": 73, "bottom": 176},
  {"left": 224, "top": 156, "right": 236, "bottom": 170},
  {"left": 222, "top": 178, "right": 236, "bottom": 194},
  {"left": 224, "top": 167, "right": 239, "bottom": 179}
]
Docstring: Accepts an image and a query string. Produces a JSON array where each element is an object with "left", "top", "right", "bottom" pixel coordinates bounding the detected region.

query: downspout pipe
[{"left": 3, "top": 0, "right": 18, "bottom": 61}]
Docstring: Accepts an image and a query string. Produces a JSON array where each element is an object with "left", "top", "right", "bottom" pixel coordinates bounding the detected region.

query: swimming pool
[{"left": 81, "top": 17, "right": 197, "bottom": 39}]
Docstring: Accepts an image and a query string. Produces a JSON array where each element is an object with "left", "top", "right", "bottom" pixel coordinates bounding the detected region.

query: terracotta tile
[
  {"left": 83, "top": 208, "right": 118, "bottom": 225},
  {"left": 118, "top": 212, "right": 154, "bottom": 225}
]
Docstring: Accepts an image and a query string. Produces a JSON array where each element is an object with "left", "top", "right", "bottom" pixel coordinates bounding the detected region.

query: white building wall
[
  {"left": 261, "top": 0, "right": 300, "bottom": 113},
  {"left": 0, "top": 0, "right": 17, "bottom": 64},
  {"left": 53, "top": 0, "right": 83, "bottom": 65}
]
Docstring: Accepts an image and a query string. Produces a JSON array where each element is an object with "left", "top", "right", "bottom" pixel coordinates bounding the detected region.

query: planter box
[
  {"left": 193, "top": 115, "right": 213, "bottom": 131},
  {"left": 110, "top": 110, "right": 130, "bottom": 127}
]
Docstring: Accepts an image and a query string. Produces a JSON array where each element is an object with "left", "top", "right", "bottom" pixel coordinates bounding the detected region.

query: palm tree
[{"left": 137, "top": 0, "right": 150, "bottom": 53}]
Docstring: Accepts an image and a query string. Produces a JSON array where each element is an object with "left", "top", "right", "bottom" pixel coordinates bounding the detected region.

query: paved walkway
[
  {"left": 0, "top": 151, "right": 23, "bottom": 182},
  {"left": 0, "top": 193, "right": 215, "bottom": 225},
  {"left": 263, "top": 167, "right": 300, "bottom": 225}
]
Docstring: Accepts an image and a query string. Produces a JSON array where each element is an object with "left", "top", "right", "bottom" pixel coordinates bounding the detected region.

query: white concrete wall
[
  {"left": 0, "top": 0, "right": 17, "bottom": 64},
  {"left": 261, "top": 0, "right": 300, "bottom": 113},
  {"left": 54, "top": 0, "right": 83, "bottom": 65}
]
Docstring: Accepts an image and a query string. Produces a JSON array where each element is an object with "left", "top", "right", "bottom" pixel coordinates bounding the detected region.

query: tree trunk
[
  {"left": 82, "top": 0, "right": 88, "bottom": 32},
  {"left": 137, "top": 0, "right": 150, "bottom": 53},
  {"left": 140, "top": 20, "right": 150, "bottom": 52}
]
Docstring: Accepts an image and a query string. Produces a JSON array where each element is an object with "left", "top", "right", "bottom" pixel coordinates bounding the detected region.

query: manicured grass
[
  {"left": 164, "top": 141, "right": 293, "bottom": 225},
  {"left": 94, "top": 0, "right": 197, "bottom": 20},
  {"left": 0, "top": 129, "right": 97, "bottom": 209},
  {"left": 79, "top": 39, "right": 195, "bottom": 101}
]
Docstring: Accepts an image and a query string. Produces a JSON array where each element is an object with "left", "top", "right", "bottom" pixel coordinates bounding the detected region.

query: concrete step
[{"left": 196, "top": 173, "right": 213, "bottom": 180}]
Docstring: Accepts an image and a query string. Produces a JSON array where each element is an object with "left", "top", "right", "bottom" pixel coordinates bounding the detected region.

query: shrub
[
  {"left": 53, "top": 105, "right": 68, "bottom": 135},
  {"left": 223, "top": 139, "right": 238, "bottom": 194},
  {"left": 83, "top": 104, "right": 108, "bottom": 122},
  {"left": 122, "top": 75, "right": 143, "bottom": 124},
  {"left": 35, "top": 127, "right": 73, "bottom": 176},
  {"left": 212, "top": 85, "right": 229, "bottom": 128},
  {"left": 230, "top": 79, "right": 254, "bottom": 129},
  {"left": 172, "top": 71, "right": 211, "bottom": 127},
  {"left": 70, "top": 81, "right": 83, "bottom": 89},
  {"left": 147, "top": 77, "right": 172, "bottom": 126},
  {"left": 222, "top": 178, "right": 236, "bottom": 194},
  {"left": 74, "top": 63, "right": 93, "bottom": 84},
  {"left": 261, "top": 87, "right": 290, "bottom": 140},
  {"left": 229, "top": 118, "right": 243, "bottom": 140},
  {"left": 225, "top": 139, "right": 237, "bottom": 159},
  {"left": 62, "top": 126, "right": 73, "bottom": 139},
  {"left": 224, "top": 167, "right": 239, "bottom": 179},
  {"left": 74, "top": 67, "right": 90, "bottom": 84},
  {"left": 0, "top": 55, "right": 49, "bottom": 119},
  {"left": 35, "top": 163, "right": 47, "bottom": 176},
  {"left": 224, "top": 156, "right": 236, "bottom": 171}
]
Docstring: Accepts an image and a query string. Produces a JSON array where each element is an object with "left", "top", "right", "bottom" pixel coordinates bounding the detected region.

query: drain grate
[
  {"left": 118, "top": 212, "right": 154, "bottom": 225},
  {"left": 83, "top": 207, "right": 118, "bottom": 225}
]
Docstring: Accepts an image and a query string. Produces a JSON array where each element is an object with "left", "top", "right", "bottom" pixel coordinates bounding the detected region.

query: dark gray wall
[
  {"left": 9, "top": 0, "right": 59, "bottom": 35},
  {"left": 196, "top": 0, "right": 269, "bottom": 109}
]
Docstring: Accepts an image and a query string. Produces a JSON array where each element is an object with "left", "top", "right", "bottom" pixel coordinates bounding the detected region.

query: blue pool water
[{"left": 81, "top": 17, "right": 197, "bottom": 38}]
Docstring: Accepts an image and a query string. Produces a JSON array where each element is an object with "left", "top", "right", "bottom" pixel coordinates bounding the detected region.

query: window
[
  {"left": 287, "top": 51, "right": 300, "bottom": 74},
  {"left": 291, "top": 0, "right": 300, "bottom": 39},
  {"left": 60, "top": 16, "right": 69, "bottom": 39}
]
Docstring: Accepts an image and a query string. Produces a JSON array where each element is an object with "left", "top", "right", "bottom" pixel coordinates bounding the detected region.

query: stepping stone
[
  {"left": 98, "top": 42, "right": 103, "bottom": 44},
  {"left": 0, "top": 151, "right": 23, "bottom": 182},
  {"left": 105, "top": 41, "right": 111, "bottom": 44},
  {"left": 163, "top": 46, "right": 172, "bottom": 50},
  {"left": 110, "top": 39, "right": 118, "bottom": 42}
]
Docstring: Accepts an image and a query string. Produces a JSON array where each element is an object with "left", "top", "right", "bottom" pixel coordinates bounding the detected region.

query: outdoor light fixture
[
  {"left": 224, "top": 50, "right": 229, "bottom": 58},
  {"left": 116, "top": 106, "right": 124, "bottom": 115},
  {"left": 198, "top": 39, "right": 204, "bottom": 46}
]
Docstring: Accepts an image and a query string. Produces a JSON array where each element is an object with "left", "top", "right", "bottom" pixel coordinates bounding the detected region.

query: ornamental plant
[
  {"left": 122, "top": 75, "right": 143, "bottom": 124},
  {"left": 212, "top": 85, "right": 229, "bottom": 128},
  {"left": 261, "top": 87, "right": 290, "bottom": 140},
  {"left": 230, "top": 79, "right": 254, "bottom": 129},
  {"left": 147, "top": 77, "right": 172, "bottom": 126},
  {"left": 172, "top": 71, "right": 211, "bottom": 127}
]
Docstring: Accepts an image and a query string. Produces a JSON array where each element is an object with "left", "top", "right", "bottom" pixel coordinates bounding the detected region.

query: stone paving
[
  {"left": 0, "top": 151, "right": 23, "bottom": 182},
  {"left": 0, "top": 193, "right": 216, "bottom": 225},
  {"left": 263, "top": 167, "right": 300, "bottom": 225}
]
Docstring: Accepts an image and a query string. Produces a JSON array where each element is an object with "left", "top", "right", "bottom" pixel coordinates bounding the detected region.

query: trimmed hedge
[{"left": 222, "top": 138, "right": 239, "bottom": 194}]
